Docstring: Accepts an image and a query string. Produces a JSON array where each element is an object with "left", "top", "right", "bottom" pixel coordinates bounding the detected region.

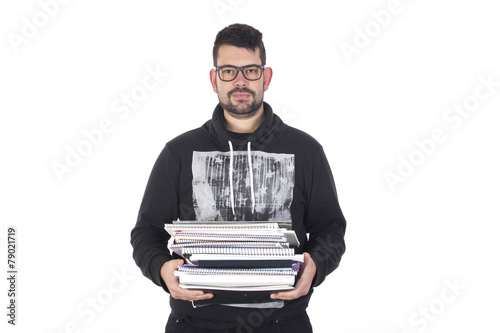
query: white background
[{"left": 1, "top": 0, "right": 499, "bottom": 332}]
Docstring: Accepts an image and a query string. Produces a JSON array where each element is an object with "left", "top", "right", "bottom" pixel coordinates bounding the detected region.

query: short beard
[{"left": 219, "top": 88, "right": 263, "bottom": 119}]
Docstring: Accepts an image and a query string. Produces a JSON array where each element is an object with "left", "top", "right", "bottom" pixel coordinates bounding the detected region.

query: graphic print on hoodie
[{"left": 192, "top": 150, "right": 295, "bottom": 221}]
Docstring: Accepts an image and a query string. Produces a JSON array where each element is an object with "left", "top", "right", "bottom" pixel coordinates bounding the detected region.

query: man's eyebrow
[{"left": 217, "top": 64, "right": 261, "bottom": 67}]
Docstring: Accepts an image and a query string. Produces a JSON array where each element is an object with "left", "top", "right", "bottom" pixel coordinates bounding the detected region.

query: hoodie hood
[{"left": 202, "top": 101, "right": 288, "bottom": 151}]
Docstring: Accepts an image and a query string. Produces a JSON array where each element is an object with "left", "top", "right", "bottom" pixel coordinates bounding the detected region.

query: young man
[{"left": 131, "top": 24, "right": 346, "bottom": 332}]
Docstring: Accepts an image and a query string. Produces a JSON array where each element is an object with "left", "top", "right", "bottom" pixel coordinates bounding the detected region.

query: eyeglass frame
[{"left": 214, "top": 64, "right": 266, "bottom": 82}]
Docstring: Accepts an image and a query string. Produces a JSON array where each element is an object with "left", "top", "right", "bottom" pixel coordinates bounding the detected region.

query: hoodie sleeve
[
  {"left": 130, "top": 144, "right": 180, "bottom": 292},
  {"left": 303, "top": 147, "right": 346, "bottom": 287}
]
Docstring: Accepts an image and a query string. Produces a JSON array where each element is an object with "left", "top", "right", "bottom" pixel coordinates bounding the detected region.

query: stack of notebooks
[{"left": 165, "top": 221, "right": 303, "bottom": 306}]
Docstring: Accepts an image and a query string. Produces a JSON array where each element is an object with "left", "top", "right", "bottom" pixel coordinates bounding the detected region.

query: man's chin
[
  {"left": 221, "top": 101, "right": 262, "bottom": 119},
  {"left": 226, "top": 108, "right": 258, "bottom": 119}
]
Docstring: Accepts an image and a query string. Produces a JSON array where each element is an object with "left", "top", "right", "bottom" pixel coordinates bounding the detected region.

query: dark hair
[{"left": 213, "top": 23, "right": 266, "bottom": 66}]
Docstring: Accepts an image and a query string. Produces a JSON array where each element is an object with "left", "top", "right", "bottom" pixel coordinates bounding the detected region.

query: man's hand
[
  {"left": 160, "top": 259, "right": 213, "bottom": 301},
  {"left": 270, "top": 252, "right": 316, "bottom": 301}
]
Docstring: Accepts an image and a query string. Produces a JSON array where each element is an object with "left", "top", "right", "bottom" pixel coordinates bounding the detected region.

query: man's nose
[{"left": 234, "top": 70, "right": 248, "bottom": 86}]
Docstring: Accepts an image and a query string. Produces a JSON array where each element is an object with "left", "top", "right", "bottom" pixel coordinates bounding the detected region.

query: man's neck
[{"left": 223, "top": 107, "right": 265, "bottom": 133}]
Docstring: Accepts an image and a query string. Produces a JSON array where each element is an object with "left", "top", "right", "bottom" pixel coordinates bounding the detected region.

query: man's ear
[
  {"left": 263, "top": 67, "right": 273, "bottom": 91},
  {"left": 210, "top": 69, "right": 218, "bottom": 93}
]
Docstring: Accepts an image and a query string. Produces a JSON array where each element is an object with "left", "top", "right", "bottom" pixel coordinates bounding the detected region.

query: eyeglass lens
[{"left": 218, "top": 66, "right": 263, "bottom": 81}]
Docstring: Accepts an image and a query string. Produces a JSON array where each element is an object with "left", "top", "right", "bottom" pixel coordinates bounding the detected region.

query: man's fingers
[
  {"left": 271, "top": 287, "right": 304, "bottom": 300},
  {"left": 271, "top": 280, "right": 305, "bottom": 299},
  {"left": 171, "top": 286, "right": 213, "bottom": 301},
  {"left": 270, "top": 254, "right": 316, "bottom": 301},
  {"left": 167, "top": 273, "right": 212, "bottom": 300},
  {"left": 168, "top": 275, "right": 213, "bottom": 300}
]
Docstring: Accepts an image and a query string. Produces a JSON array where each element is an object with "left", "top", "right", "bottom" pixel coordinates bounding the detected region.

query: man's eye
[{"left": 223, "top": 69, "right": 234, "bottom": 75}]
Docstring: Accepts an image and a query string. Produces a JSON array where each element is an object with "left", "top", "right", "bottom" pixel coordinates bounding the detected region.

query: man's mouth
[{"left": 232, "top": 92, "right": 251, "bottom": 100}]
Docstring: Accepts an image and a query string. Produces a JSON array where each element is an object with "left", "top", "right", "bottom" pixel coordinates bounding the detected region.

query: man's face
[{"left": 210, "top": 45, "right": 272, "bottom": 119}]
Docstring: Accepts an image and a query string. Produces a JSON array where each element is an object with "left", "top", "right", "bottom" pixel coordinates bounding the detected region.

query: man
[{"left": 131, "top": 23, "right": 346, "bottom": 332}]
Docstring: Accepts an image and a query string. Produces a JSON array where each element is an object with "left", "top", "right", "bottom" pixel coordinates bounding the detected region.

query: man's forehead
[{"left": 216, "top": 45, "right": 261, "bottom": 65}]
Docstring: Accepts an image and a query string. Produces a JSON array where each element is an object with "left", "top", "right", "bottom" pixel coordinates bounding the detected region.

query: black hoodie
[{"left": 131, "top": 102, "right": 346, "bottom": 322}]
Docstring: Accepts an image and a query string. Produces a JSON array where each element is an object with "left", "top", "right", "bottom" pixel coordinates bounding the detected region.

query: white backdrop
[{"left": 1, "top": 0, "right": 499, "bottom": 332}]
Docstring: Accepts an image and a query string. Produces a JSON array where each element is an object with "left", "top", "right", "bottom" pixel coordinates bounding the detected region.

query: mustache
[{"left": 228, "top": 88, "right": 255, "bottom": 97}]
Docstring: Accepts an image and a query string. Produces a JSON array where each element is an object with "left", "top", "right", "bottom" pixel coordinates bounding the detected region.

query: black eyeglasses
[{"left": 215, "top": 65, "right": 265, "bottom": 82}]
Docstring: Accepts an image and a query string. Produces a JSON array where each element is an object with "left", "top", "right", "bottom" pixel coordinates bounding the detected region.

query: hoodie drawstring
[
  {"left": 227, "top": 141, "right": 255, "bottom": 217},
  {"left": 228, "top": 141, "right": 235, "bottom": 216},
  {"left": 247, "top": 142, "right": 255, "bottom": 214}
]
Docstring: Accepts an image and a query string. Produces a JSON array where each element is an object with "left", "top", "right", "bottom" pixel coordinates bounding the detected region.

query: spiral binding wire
[
  {"left": 174, "top": 232, "right": 286, "bottom": 241},
  {"left": 182, "top": 247, "right": 295, "bottom": 256}
]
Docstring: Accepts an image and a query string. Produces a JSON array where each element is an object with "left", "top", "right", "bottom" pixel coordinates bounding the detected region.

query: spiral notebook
[
  {"left": 165, "top": 222, "right": 299, "bottom": 247},
  {"left": 169, "top": 241, "right": 290, "bottom": 257},
  {"left": 174, "top": 266, "right": 297, "bottom": 289},
  {"left": 172, "top": 220, "right": 293, "bottom": 230},
  {"left": 166, "top": 222, "right": 280, "bottom": 234}
]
